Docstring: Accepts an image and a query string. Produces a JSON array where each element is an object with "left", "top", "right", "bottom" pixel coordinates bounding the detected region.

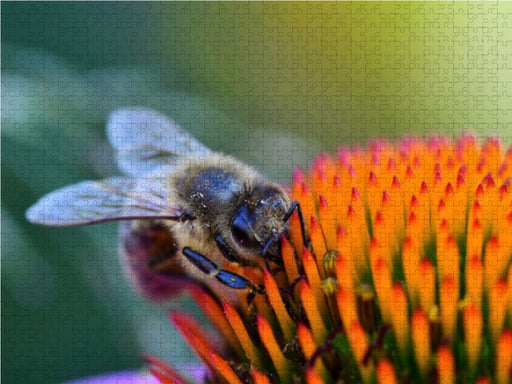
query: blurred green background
[{"left": 2, "top": 2, "right": 512, "bottom": 384}]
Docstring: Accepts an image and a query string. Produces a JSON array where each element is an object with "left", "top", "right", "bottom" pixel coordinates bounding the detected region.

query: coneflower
[{"left": 148, "top": 135, "right": 512, "bottom": 384}]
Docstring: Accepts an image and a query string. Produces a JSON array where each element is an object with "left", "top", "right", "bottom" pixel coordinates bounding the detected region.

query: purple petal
[
  {"left": 61, "top": 370, "right": 160, "bottom": 384},
  {"left": 60, "top": 365, "right": 207, "bottom": 384}
]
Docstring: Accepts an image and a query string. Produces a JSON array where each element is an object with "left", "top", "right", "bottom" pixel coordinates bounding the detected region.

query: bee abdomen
[{"left": 120, "top": 221, "right": 190, "bottom": 301}]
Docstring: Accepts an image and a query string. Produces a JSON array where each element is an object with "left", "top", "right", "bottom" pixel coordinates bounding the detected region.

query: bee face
[
  {"left": 26, "top": 108, "right": 304, "bottom": 298},
  {"left": 229, "top": 186, "right": 290, "bottom": 258}
]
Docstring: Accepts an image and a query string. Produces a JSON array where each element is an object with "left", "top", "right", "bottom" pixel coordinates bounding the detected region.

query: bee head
[{"left": 229, "top": 186, "right": 290, "bottom": 258}]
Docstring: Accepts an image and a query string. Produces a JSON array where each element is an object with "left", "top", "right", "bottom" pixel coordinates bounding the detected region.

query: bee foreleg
[
  {"left": 215, "top": 269, "right": 253, "bottom": 290},
  {"left": 282, "top": 200, "right": 308, "bottom": 246},
  {"left": 182, "top": 247, "right": 218, "bottom": 274},
  {"left": 172, "top": 210, "right": 196, "bottom": 222},
  {"left": 215, "top": 235, "right": 240, "bottom": 263},
  {"left": 182, "top": 247, "right": 254, "bottom": 290}
]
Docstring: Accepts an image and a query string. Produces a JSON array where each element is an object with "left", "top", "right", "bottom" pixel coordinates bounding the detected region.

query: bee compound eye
[{"left": 230, "top": 209, "right": 261, "bottom": 250}]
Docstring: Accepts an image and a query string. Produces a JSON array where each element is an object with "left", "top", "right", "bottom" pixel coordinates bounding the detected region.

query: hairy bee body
[
  {"left": 27, "top": 108, "right": 293, "bottom": 300},
  {"left": 134, "top": 153, "right": 289, "bottom": 289},
  {"left": 119, "top": 220, "right": 185, "bottom": 301}
]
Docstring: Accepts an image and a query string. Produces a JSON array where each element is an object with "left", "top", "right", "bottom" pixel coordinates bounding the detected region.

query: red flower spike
[
  {"left": 456, "top": 172, "right": 465, "bottom": 189},
  {"left": 144, "top": 355, "right": 192, "bottom": 384},
  {"left": 391, "top": 175, "right": 400, "bottom": 189},
  {"left": 299, "top": 279, "right": 328, "bottom": 347},
  {"left": 222, "top": 300, "right": 263, "bottom": 369},
  {"left": 335, "top": 255, "right": 353, "bottom": 292},
  {"left": 444, "top": 182, "right": 454, "bottom": 199},
  {"left": 256, "top": 315, "right": 291, "bottom": 383},
  {"left": 372, "top": 258, "right": 392, "bottom": 324},
  {"left": 263, "top": 268, "right": 295, "bottom": 341},
  {"left": 376, "top": 358, "right": 398, "bottom": 384},
  {"left": 318, "top": 195, "right": 336, "bottom": 250},
  {"left": 465, "top": 255, "right": 483, "bottom": 308},
  {"left": 302, "top": 247, "right": 329, "bottom": 321},
  {"left": 476, "top": 183, "right": 485, "bottom": 198},
  {"left": 484, "top": 236, "right": 500, "bottom": 294},
  {"left": 169, "top": 313, "right": 218, "bottom": 374},
  {"left": 331, "top": 175, "right": 347, "bottom": 229},
  {"left": 463, "top": 303, "right": 483, "bottom": 368},
  {"left": 440, "top": 277, "right": 458, "bottom": 340},
  {"left": 367, "top": 171, "right": 380, "bottom": 223},
  {"left": 289, "top": 210, "right": 305, "bottom": 256},
  {"left": 190, "top": 287, "right": 243, "bottom": 357},
  {"left": 391, "top": 283, "right": 409, "bottom": 353},
  {"left": 207, "top": 349, "right": 243, "bottom": 384},
  {"left": 149, "top": 368, "right": 186, "bottom": 384},
  {"left": 499, "top": 183, "right": 509, "bottom": 201},
  {"left": 281, "top": 234, "right": 300, "bottom": 283},
  {"left": 388, "top": 157, "right": 396, "bottom": 172},
  {"left": 251, "top": 369, "right": 272, "bottom": 384},
  {"left": 496, "top": 329, "right": 512, "bottom": 384},
  {"left": 471, "top": 199, "right": 482, "bottom": 220},
  {"left": 484, "top": 172, "right": 496, "bottom": 191},
  {"left": 374, "top": 210, "right": 384, "bottom": 226},
  {"left": 169, "top": 312, "right": 220, "bottom": 354},
  {"left": 368, "top": 170, "right": 377, "bottom": 186},
  {"left": 446, "top": 156, "right": 454, "bottom": 170},
  {"left": 381, "top": 190, "right": 391, "bottom": 207},
  {"left": 144, "top": 136, "right": 512, "bottom": 384},
  {"left": 466, "top": 218, "right": 483, "bottom": 266},
  {"left": 336, "top": 287, "right": 359, "bottom": 333},
  {"left": 489, "top": 278, "right": 508, "bottom": 343},
  {"left": 439, "top": 236, "right": 460, "bottom": 295},
  {"left": 347, "top": 321, "right": 372, "bottom": 383},
  {"left": 402, "top": 237, "right": 420, "bottom": 306},
  {"left": 411, "top": 308, "right": 430, "bottom": 376},
  {"left": 309, "top": 216, "right": 327, "bottom": 279},
  {"left": 305, "top": 367, "right": 324, "bottom": 384},
  {"left": 297, "top": 322, "right": 317, "bottom": 361},
  {"left": 406, "top": 164, "right": 414, "bottom": 179},
  {"left": 312, "top": 167, "right": 329, "bottom": 202},
  {"left": 297, "top": 323, "right": 329, "bottom": 380},
  {"left": 508, "top": 266, "right": 512, "bottom": 322},
  {"left": 420, "top": 180, "right": 429, "bottom": 194},
  {"left": 436, "top": 346, "right": 454, "bottom": 384},
  {"left": 410, "top": 194, "right": 419, "bottom": 210},
  {"left": 293, "top": 168, "right": 306, "bottom": 188}
]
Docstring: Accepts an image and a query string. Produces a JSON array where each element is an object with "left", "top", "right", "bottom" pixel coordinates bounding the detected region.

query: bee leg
[
  {"left": 169, "top": 210, "right": 196, "bottom": 222},
  {"left": 182, "top": 247, "right": 254, "bottom": 290},
  {"left": 262, "top": 233, "right": 280, "bottom": 256},
  {"left": 262, "top": 201, "right": 307, "bottom": 258},
  {"left": 215, "top": 235, "right": 241, "bottom": 263},
  {"left": 282, "top": 200, "right": 307, "bottom": 246},
  {"left": 182, "top": 247, "right": 218, "bottom": 274},
  {"left": 215, "top": 269, "right": 254, "bottom": 290}
]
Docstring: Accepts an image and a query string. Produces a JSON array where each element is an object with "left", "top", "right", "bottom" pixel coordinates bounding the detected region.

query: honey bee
[{"left": 26, "top": 108, "right": 305, "bottom": 300}]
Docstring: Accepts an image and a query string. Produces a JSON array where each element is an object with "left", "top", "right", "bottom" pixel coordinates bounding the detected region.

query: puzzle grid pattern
[{"left": 2, "top": 3, "right": 512, "bottom": 384}]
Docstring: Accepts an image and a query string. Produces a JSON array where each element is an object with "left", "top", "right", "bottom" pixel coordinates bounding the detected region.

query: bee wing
[
  {"left": 107, "top": 107, "right": 212, "bottom": 177},
  {"left": 26, "top": 177, "right": 185, "bottom": 226}
]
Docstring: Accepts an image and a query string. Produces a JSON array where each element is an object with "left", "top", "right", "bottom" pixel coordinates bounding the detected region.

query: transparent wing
[
  {"left": 107, "top": 107, "right": 212, "bottom": 177},
  {"left": 26, "top": 177, "right": 185, "bottom": 226}
]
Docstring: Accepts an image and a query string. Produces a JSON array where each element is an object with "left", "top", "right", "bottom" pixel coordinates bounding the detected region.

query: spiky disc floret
[{"left": 150, "top": 136, "right": 512, "bottom": 384}]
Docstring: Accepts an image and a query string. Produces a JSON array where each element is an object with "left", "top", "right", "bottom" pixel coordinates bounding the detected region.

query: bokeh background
[{"left": 2, "top": 2, "right": 512, "bottom": 384}]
